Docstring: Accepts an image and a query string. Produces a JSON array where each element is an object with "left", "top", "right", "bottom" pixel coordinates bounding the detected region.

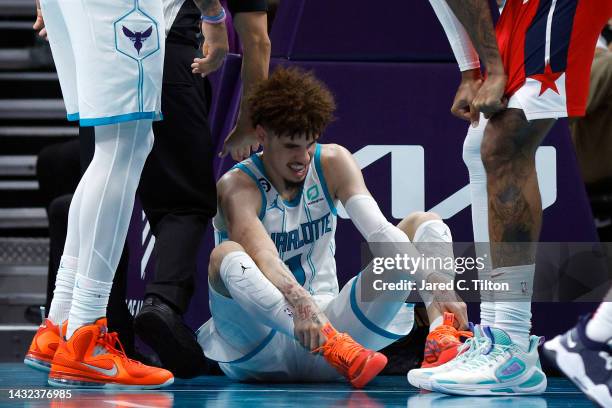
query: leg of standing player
[
  {"left": 25, "top": 0, "right": 173, "bottom": 389},
  {"left": 481, "top": 108, "right": 555, "bottom": 350},
  {"left": 424, "top": 109, "right": 553, "bottom": 396}
]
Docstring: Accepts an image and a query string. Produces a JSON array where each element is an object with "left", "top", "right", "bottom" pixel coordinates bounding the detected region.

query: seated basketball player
[{"left": 196, "top": 67, "right": 469, "bottom": 388}]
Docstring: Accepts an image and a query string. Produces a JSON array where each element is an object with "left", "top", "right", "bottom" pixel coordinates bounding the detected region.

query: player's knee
[
  {"left": 462, "top": 126, "right": 484, "bottom": 166},
  {"left": 480, "top": 124, "right": 523, "bottom": 178},
  {"left": 480, "top": 109, "right": 541, "bottom": 177},
  {"left": 208, "top": 241, "right": 245, "bottom": 290},
  {"left": 397, "top": 211, "right": 441, "bottom": 241}
]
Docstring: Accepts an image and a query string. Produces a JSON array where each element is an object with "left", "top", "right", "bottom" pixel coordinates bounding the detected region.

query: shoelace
[
  {"left": 431, "top": 325, "right": 473, "bottom": 343},
  {"left": 96, "top": 330, "right": 142, "bottom": 366},
  {"left": 453, "top": 335, "right": 490, "bottom": 363},
  {"left": 313, "top": 333, "right": 363, "bottom": 369},
  {"left": 457, "top": 342, "right": 511, "bottom": 370}
]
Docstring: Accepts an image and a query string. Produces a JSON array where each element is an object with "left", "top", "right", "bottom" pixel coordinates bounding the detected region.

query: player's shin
[
  {"left": 219, "top": 251, "right": 297, "bottom": 339},
  {"left": 463, "top": 118, "right": 495, "bottom": 326}
]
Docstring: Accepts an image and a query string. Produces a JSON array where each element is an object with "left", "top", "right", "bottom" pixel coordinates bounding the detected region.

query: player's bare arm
[
  {"left": 220, "top": 12, "right": 271, "bottom": 161},
  {"left": 191, "top": 0, "right": 229, "bottom": 78},
  {"left": 218, "top": 171, "right": 331, "bottom": 350},
  {"left": 319, "top": 144, "right": 370, "bottom": 204},
  {"left": 444, "top": 0, "right": 508, "bottom": 118},
  {"left": 319, "top": 144, "right": 469, "bottom": 328}
]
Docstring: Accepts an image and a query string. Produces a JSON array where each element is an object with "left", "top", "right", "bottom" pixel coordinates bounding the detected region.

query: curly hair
[{"left": 248, "top": 66, "right": 336, "bottom": 139}]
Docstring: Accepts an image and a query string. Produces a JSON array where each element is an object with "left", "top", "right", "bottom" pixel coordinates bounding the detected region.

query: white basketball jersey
[{"left": 213, "top": 144, "right": 340, "bottom": 298}]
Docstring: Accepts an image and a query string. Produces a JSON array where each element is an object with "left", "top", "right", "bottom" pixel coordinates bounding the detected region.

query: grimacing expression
[{"left": 264, "top": 132, "right": 317, "bottom": 185}]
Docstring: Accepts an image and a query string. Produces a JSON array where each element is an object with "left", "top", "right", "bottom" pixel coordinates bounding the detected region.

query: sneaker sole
[
  {"left": 134, "top": 307, "right": 205, "bottom": 378},
  {"left": 351, "top": 353, "right": 388, "bottom": 389},
  {"left": 408, "top": 357, "right": 464, "bottom": 390},
  {"left": 48, "top": 375, "right": 174, "bottom": 389},
  {"left": 24, "top": 356, "right": 51, "bottom": 373},
  {"left": 431, "top": 367, "right": 547, "bottom": 396},
  {"left": 543, "top": 335, "right": 612, "bottom": 408},
  {"left": 407, "top": 369, "right": 436, "bottom": 390}
]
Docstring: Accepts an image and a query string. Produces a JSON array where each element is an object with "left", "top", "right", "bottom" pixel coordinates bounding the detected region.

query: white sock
[
  {"left": 219, "top": 251, "right": 295, "bottom": 339},
  {"left": 429, "top": 315, "right": 444, "bottom": 332},
  {"left": 66, "top": 274, "right": 112, "bottom": 339},
  {"left": 586, "top": 301, "right": 612, "bottom": 343},
  {"left": 412, "top": 219, "right": 456, "bottom": 330},
  {"left": 492, "top": 264, "right": 534, "bottom": 350},
  {"left": 462, "top": 118, "right": 495, "bottom": 326},
  {"left": 47, "top": 255, "right": 78, "bottom": 324}
]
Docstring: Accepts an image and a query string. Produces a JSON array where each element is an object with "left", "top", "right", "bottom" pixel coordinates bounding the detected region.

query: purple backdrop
[{"left": 124, "top": 0, "right": 600, "bottom": 342}]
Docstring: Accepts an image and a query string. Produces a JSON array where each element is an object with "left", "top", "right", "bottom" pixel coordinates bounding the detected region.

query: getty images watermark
[
  {"left": 359, "top": 242, "right": 612, "bottom": 303},
  {"left": 370, "top": 252, "right": 509, "bottom": 292}
]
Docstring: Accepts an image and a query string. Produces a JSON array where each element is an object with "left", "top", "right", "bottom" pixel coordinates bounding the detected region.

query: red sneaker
[
  {"left": 48, "top": 318, "right": 173, "bottom": 389},
  {"left": 314, "top": 324, "right": 387, "bottom": 388},
  {"left": 421, "top": 312, "right": 472, "bottom": 368},
  {"left": 24, "top": 318, "right": 65, "bottom": 372}
]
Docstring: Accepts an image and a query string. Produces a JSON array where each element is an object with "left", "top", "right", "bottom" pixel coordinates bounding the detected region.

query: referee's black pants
[{"left": 138, "top": 37, "right": 217, "bottom": 315}]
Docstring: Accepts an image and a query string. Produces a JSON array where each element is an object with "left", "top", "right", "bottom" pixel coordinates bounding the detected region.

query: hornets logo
[{"left": 122, "top": 26, "right": 153, "bottom": 55}]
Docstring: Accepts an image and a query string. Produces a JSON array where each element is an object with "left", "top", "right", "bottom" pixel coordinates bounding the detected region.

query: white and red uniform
[{"left": 498, "top": 0, "right": 612, "bottom": 120}]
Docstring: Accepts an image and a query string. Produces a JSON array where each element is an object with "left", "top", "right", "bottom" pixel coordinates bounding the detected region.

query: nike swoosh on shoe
[{"left": 81, "top": 362, "right": 118, "bottom": 377}]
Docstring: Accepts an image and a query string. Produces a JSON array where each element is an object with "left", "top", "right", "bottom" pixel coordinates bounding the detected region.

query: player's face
[{"left": 262, "top": 130, "right": 317, "bottom": 185}]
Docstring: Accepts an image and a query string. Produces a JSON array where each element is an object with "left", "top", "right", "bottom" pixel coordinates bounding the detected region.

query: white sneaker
[
  {"left": 407, "top": 325, "right": 488, "bottom": 390},
  {"left": 429, "top": 327, "right": 547, "bottom": 396}
]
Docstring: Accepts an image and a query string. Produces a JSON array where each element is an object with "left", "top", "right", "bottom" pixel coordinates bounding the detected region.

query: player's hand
[
  {"left": 292, "top": 297, "right": 330, "bottom": 351},
  {"left": 451, "top": 69, "right": 483, "bottom": 126},
  {"left": 472, "top": 73, "right": 508, "bottom": 121},
  {"left": 424, "top": 272, "right": 468, "bottom": 330},
  {"left": 33, "top": 0, "right": 48, "bottom": 41},
  {"left": 220, "top": 123, "right": 260, "bottom": 161},
  {"left": 191, "top": 22, "right": 229, "bottom": 78}
]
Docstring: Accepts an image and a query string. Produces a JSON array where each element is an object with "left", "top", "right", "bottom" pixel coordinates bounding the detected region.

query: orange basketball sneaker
[
  {"left": 314, "top": 323, "right": 387, "bottom": 389},
  {"left": 24, "top": 318, "right": 63, "bottom": 372},
  {"left": 421, "top": 312, "right": 472, "bottom": 368},
  {"left": 48, "top": 318, "right": 174, "bottom": 389}
]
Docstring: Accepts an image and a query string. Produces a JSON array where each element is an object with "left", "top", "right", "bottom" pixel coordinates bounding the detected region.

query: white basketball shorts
[{"left": 39, "top": 0, "right": 164, "bottom": 126}]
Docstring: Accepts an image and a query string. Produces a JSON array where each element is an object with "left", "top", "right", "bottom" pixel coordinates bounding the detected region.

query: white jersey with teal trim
[{"left": 213, "top": 144, "right": 340, "bottom": 301}]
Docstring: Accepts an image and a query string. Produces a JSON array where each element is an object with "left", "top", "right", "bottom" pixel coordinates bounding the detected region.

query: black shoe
[
  {"left": 543, "top": 314, "right": 612, "bottom": 408},
  {"left": 134, "top": 295, "right": 208, "bottom": 378}
]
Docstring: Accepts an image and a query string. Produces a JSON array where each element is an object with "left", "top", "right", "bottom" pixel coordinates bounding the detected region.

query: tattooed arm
[
  {"left": 444, "top": 0, "right": 503, "bottom": 75},
  {"left": 191, "top": 0, "right": 229, "bottom": 77},
  {"left": 440, "top": 0, "right": 508, "bottom": 121},
  {"left": 192, "top": 0, "right": 224, "bottom": 15},
  {"left": 218, "top": 170, "right": 330, "bottom": 351}
]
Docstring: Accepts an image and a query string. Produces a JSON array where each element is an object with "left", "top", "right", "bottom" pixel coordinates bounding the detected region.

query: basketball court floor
[{"left": 0, "top": 363, "right": 595, "bottom": 407}]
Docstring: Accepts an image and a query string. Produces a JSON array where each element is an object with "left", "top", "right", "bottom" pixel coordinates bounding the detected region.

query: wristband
[{"left": 201, "top": 8, "right": 226, "bottom": 25}]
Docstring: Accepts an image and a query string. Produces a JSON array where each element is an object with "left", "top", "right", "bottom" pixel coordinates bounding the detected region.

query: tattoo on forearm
[
  {"left": 445, "top": 0, "right": 501, "bottom": 71},
  {"left": 192, "top": 0, "right": 223, "bottom": 15},
  {"left": 278, "top": 260, "right": 305, "bottom": 304},
  {"left": 297, "top": 304, "right": 312, "bottom": 320}
]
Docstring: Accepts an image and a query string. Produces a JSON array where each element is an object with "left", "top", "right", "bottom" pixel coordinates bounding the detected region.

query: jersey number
[{"left": 285, "top": 254, "right": 306, "bottom": 286}]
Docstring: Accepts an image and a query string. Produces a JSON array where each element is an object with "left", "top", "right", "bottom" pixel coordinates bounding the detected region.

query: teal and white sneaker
[
  {"left": 429, "top": 327, "right": 547, "bottom": 396},
  {"left": 407, "top": 325, "right": 488, "bottom": 391}
]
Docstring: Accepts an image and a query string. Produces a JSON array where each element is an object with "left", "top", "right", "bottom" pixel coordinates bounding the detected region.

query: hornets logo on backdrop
[{"left": 213, "top": 145, "right": 339, "bottom": 297}]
